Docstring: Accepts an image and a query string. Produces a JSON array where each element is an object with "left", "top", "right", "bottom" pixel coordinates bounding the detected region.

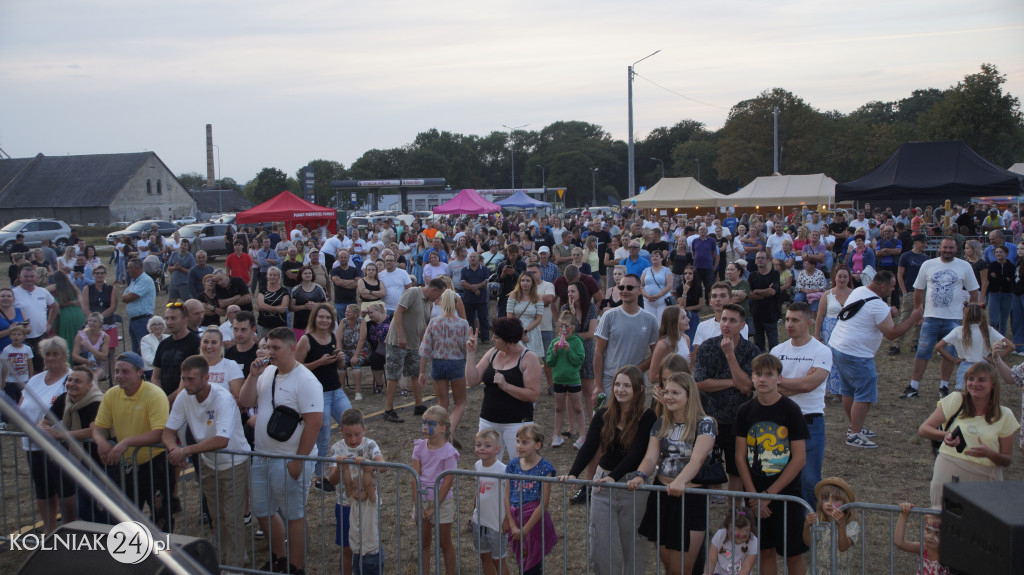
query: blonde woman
[
  {"left": 418, "top": 290, "right": 472, "bottom": 430},
  {"left": 506, "top": 272, "right": 545, "bottom": 358}
]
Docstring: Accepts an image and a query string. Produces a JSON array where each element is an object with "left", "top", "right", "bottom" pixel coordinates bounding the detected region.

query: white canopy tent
[
  {"left": 631, "top": 177, "right": 726, "bottom": 209},
  {"left": 726, "top": 173, "right": 837, "bottom": 209},
  {"left": 1009, "top": 163, "right": 1024, "bottom": 175}
]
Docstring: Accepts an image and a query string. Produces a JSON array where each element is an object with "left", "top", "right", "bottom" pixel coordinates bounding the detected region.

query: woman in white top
[
  {"left": 506, "top": 273, "right": 545, "bottom": 358},
  {"left": 140, "top": 316, "right": 169, "bottom": 378},
  {"left": 19, "top": 336, "right": 74, "bottom": 533},
  {"left": 640, "top": 250, "right": 674, "bottom": 322},
  {"left": 815, "top": 265, "right": 854, "bottom": 397},
  {"left": 649, "top": 305, "right": 692, "bottom": 385},
  {"left": 422, "top": 251, "right": 449, "bottom": 284},
  {"left": 200, "top": 327, "right": 243, "bottom": 397},
  {"left": 934, "top": 303, "right": 1012, "bottom": 390}
]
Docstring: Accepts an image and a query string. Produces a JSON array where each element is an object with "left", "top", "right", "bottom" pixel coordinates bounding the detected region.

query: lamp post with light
[
  {"left": 590, "top": 167, "right": 599, "bottom": 208},
  {"left": 651, "top": 157, "right": 665, "bottom": 180},
  {"left": 627, "top": 49, "right": 661, "bottom": 198},
  {"left": 502, "top": 123, "right": 529, "bottom": 190}
]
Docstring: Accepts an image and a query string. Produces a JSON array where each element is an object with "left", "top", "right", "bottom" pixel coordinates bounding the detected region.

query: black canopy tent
[{"left": 836, "top": 140, "right": 1023, "bottom": 206}]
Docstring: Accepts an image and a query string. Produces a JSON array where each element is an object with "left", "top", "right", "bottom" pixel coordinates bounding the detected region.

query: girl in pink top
[{"left": 412, "top": 405, "right": 460, "bottom": 575}]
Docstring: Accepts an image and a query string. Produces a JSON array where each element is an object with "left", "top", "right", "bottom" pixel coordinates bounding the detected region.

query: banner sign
[{"left": 331, "top": 178, "right": 446, "bottom": 188}]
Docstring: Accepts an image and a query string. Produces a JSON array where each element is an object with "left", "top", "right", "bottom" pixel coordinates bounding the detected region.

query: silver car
[
  {"left": 0, "top": 218, "right": 73, "bottom": 254},
  {"left": 177, "top": 223, "right": 236, "bottom": 257}
]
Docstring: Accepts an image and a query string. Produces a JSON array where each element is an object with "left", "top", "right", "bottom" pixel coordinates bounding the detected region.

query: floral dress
[
  {"left": 507, "top": 297, "right": 545, "bottom": 358},
  {"left": 339, "top": 318, "right": 369, "bottom": 365},
  {"left": 408, "top": 245, "right": 425, "bottom": 284},
  {"left": 820, "top": 291, "right": 846, "bottom": 395},
  {"left": 811, "top": 520, "right": 860, "bottom": 575}
]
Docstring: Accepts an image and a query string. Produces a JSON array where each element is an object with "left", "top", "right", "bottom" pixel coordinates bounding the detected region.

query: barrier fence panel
[
  {"left": 434, "top": 468, "right": 818, "bottom": 575},
  {"left": 830, "top": 502, "right": 942, "bottom": 575}
]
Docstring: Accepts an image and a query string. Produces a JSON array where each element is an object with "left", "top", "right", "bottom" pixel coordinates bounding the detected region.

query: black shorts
[
  {"left": 757, "top": 498, "right": 810, "bottom": 557},
  {"left": 553, "top": 383, "right": 581, "bottom": 394},
  {"left": 718, "top": 423, "right": 739, "bottom": 476},
  {"left": 27, "top": 450, "right": 77, "bottom": 500},
  {"left": 638, "top": 478, "right": 708, "bottom": 552},
  {"left": 369, "top": 352, "right": 386, "bottom": 371}
]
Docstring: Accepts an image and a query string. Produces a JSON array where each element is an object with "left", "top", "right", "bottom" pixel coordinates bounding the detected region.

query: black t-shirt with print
[{"left": 733, "top": 395, "right": 809, "bottom": 495}]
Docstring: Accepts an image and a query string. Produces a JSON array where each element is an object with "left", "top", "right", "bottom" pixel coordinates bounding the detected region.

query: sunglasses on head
[
  {"left": 617, "top": 284, "right": 639, "bottom": 291},
  {"left": 166, "top": 302, "right": 184, "bottom": 308}
]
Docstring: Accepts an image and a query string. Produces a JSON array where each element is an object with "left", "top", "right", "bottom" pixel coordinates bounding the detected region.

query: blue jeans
[
  {"left": 987, "top": 292, "right": 1012, "bottom": 335},
  {"left": 752, "top": 318, "right": 779, "bottom": 352},
  {"left": 352, "top": 550, "right": 385, "bottom": 575},
  {"left": 916, "top": 318, "right": 961, "bottom": 360},
  {"left": 801, "top": 414, "right": 825, "bottom": 511},
  {"left": 316, "top": 388, "right": 352, "bottom": 476},
  {"left": 129, "top": 315, "right": 151, "bottom": 355},
  {"left": 464, "top": 301, "right": 490, "bottom": 341},
  {"left": 832, "top": 348, "right": 878, "bottom": 403}
]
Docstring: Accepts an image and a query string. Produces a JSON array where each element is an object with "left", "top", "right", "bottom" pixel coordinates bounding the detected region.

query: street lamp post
[
  {"left": 627, "top": 50, "right": 661, "bottom": 198},
  {"left": 535, "top": 164, "right": 545, "bottom": 204},
  {"left": 590, "top": 167, "right": 599, "bottom": 208},
  {"left": 651, "top": 157, "right": 665, "bottom": 180},
  {"left": 502, "top": 123, "right": 529, "bottom": 190},
  {"left": 696, "top": 158, "right": 701, "bottom": 183}
]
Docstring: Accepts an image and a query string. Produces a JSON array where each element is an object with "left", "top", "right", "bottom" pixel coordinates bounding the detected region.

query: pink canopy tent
[
  {"left": 235, "top": 191, "right": 337, "bottom": 235},
  {"left": 432, "top": 189, "right": 500, "bottom": 215}
]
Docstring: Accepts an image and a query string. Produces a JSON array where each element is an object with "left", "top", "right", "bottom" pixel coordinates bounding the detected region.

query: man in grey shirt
[{"left": 593, "top": 273, "right": 659, "bottom": 402}]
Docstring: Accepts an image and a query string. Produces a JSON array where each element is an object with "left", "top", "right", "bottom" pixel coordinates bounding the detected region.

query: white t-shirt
[
  {"left": 765, "top": 233, "right": 793, "bottom": 255},
  {"left": 253, "top": 363, "right": 324, "bottom": 456},
  {"left": 13, "top": 285, "right": 55, "bottom": 339},
  {"left": 321, "top": 236, "right": 353, "bottom": 258},
  {"left": 692, "top": 317, "right": 749, "bottom": 348},
  {"left": 379, "top": 268, "right": 413, "bottom": 311},
  {"left": 710, "top": 528, "right": 759, "bottom": 575},
  {"left": 550, "top": 226, "right": 567, "bottom": 244},
  {"left": 219, "top": 320, "right": 234, "bottom": 343},
  {"left": 329, "top": 437, "right": 383, "bottom": 507},
  {"left": 538, "top": 281, "right": 556, "bottom": 332},
  {"left": 913, "top": 258, "right": 979, "bottom": 320},
  {"left": 828, "top": 286, "right": 893, "bottom": 358},
  {"left": 942, "top": 325, "right": 1005, "bottom": 363},
  {"left": 20, "top": 370, "right": 69, "bottom": 451},
  {"left": 1, "top": 344, "right": 33, "bottom": 383},
  {"left": 207, "top": 357, "right": 244, "bottom": 393},
  {"left": 166, "top": 383, "right": 250, "bottom": 470},
  {"left": 771, "top": 338, "right": 833, "bottom": 415},
  {"left": 473, "top": 459, "right": 507, "bottom": 532},
  {"left": 137, "top": 239, "right": 151, "bottom": 259}
]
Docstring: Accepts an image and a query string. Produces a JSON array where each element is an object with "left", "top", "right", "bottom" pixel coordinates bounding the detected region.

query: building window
[
  {"left": 157, "top": 180, "right": 162, "bottom": 194},
  {"left": 147, "top": 179, "right": 152, "bottom": 194}
]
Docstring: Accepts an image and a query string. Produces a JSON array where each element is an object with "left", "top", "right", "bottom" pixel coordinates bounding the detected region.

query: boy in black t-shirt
[{"left": 734, "top": 353, "right": 809, "bottom": 575}]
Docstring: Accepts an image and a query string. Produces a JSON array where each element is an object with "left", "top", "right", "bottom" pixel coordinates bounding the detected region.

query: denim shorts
[
  {"left": 250, "top": 456, "right": 315, "bottom": 521},
  {"left": 472, "top": 521, "right": 507, "bottom": 558},
  {"left": 335, "top": 503, "right": 351, "bottom": 546},
  {"left": 916, "top": 318, "right": 961, "bottom": 360},
  {"left": 351, "top": 549, "right": 385, "bottom": 575},
  {"left": 832, "top": 348, "right": 878, "bottom": 403},
  {"left": 430, "top": 358, "right": 466, "bottom": 381}
]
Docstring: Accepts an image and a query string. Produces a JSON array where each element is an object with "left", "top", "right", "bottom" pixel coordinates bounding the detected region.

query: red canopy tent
[
  {"left": 432, "top": 189, "right": 500, "bottom": 215},
  {"left": 235, "top": 191, "right": 337, "bottom": 235}
]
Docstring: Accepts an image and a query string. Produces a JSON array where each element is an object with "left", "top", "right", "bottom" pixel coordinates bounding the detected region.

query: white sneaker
[
  {"left": 552, "top": 436, "right": 564, "bottom": 448},
  {"left": 573, "top": 437, "right": 585, "bottom": 450},
  {"left": 354, "top": 392, "right": 363, "bottom": 401}
]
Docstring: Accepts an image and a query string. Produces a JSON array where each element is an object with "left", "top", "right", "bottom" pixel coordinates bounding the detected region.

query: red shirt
[{"left": 226, "top": 252, "right": 253, "bottom": 282}]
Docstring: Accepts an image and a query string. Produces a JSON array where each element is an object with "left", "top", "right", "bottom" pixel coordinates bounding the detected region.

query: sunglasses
[
  {"left": 166, "top": 302, "right": 184, "bottom": 308},
  {"left": 617, "top": 284, "right": 639, "bottom": 291}
]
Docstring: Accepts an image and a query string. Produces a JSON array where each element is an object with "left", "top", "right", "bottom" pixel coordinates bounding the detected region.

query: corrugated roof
[
  {"left": 188, "top": 189, "right": 254, "bottom": 214},
  {"left": 0, "top": 152, "right": 156, "bottom": 208}
]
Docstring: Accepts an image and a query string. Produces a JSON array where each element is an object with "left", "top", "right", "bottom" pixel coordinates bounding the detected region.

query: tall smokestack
[{"left": 206, "top": 124, "right": 215, "bottom": 188}]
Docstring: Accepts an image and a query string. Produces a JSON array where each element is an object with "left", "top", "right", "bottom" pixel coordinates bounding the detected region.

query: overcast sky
[{"left": 2, "top": 0, "right": 1022, "bottom": 185}]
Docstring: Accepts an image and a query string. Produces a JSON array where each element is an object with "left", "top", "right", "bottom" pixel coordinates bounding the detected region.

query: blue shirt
[
  {"left": 125, "top": 272, "right": 156, "bottom": 318},
  {"left": 71, "top": 265, "right": 95, "bottom": 290},
  {"left": 538, "top": 262, "right": 559, "bottom": 284},
  {"left": 898, "top": 251, "right": 930, "bottom": 293},
  {"left": 691, "top": 236, "right": 719, "bottom": 270},
  {"left": 421, "top": 247, "right": 449, "bottom": 265},
  {"left": 722, "top": 217, "right": 738, "bottom": 235},
  {"left": 459, "top": 265, "right": 490, "bottom": 304},
  {"left": 620, "top": 255, "right": 651, "bottom": 277},
  {"left": 984, "top": 243, "right": 1018, "bottom": 265},
  {"left": 506, "top": 457, "right": 555, "bottom": 507},
  {"left": 875, "top": 237, "right": 902, "bottom": 267}
]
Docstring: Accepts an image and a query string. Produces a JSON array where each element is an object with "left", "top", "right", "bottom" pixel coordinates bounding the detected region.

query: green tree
[
  {"left": 246, "top": 167, "right": 289, "bottom": 203},
  {"left": 177, "top": 172, "right": 206, "bottom": 190},
  {"left": 918, "top": 63, "right": 1024, "bottom": 166},
  {"left": 295, "top": 159, "right": 347, "bottom": 207}
]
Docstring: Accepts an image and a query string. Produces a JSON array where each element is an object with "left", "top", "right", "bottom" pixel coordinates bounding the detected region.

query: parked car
[
  {"left": 0, "top": 218, "right": 73, "bottom": 254},
  {"left": 174, "top": 216, "right": 197, "bottom": 226},
  {"left": 177, "top": 223, "right": 236, "bottom": 257},
  {"left": 106, "top": 220, "right": 178, "bottom": 245},
  {"left": 213, "top": 213, "right": 236, "bottom": 225}
]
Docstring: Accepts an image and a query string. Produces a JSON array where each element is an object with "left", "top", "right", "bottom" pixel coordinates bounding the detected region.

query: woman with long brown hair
[
  {"left": 49, "top": 271, "right": 85, "bottom": 362},
  {"left": 506, "top": 271, "right": 544, "bottom": 358},
  {"left": 559, "top": 364, "right": 657, "bottom": 575}
]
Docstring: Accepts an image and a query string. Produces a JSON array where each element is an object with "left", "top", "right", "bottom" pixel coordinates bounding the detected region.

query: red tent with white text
[{"left": 235, "top": 191, "right": 337, "bottom": 234}]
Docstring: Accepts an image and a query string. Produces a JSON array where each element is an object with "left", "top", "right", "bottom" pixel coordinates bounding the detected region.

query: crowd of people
[{"left": 2, "top": 202, "right": 1023, "bottom": 575}]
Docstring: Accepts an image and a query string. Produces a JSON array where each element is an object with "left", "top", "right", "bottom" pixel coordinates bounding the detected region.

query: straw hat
[{"left": 815, "top": 477, "right": 855, "bottom": 503}]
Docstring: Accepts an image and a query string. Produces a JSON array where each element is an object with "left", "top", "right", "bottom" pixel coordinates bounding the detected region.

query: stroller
[{"left": 142, "top": 254, "right": 165, "bottom": 292}]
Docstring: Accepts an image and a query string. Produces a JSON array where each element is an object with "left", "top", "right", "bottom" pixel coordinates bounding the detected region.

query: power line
[{"left": 633, "top": 72, "right": 732, "bottom": 111}]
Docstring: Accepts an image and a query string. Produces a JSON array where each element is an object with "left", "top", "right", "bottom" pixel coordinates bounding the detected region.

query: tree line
[{"left": 180, "top": 63, "right": 1024, "bottom": 209}]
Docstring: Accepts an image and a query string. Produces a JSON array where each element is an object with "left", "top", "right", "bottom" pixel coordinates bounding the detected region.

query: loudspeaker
[
  {"left": 942, "top": 480, "right": 1024, "bottom": 575},
  {"left": 16, "top": 520, "right": 219, "bottom": 575}
]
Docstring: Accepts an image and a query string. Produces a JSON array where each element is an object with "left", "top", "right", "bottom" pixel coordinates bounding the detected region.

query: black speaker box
[
  {"left": 17, "top": 520, "right": 218, "bottom": 575},
  {"left": 942, "top": 480, "right": 1024, "bottom": 575}
]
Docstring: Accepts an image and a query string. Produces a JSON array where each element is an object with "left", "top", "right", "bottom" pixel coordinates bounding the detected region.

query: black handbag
[
  {"left": 931, "top": 396, "right": 965, "bottom": 457},
  {"left": 695, "top": 445, "right": 728, "bottom": 486},
  {"left": 266, "top": 371, "right": 303, "bottom": 443},
  {"left": 837, "top": 296, "right": 880, "bottom": 321}
]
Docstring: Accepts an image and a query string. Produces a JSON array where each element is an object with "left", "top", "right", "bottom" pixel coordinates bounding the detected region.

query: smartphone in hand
[{"left": 950, "top": 426, "right": 967, "bottom": 453}]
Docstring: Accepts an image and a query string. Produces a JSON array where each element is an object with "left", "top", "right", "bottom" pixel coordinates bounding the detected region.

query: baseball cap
[
  {"left": 116, "top": 352, "right": 145, "bottom": 370},
  {"left": 538, "top": 246, "right": 550, "bottom": 253}
]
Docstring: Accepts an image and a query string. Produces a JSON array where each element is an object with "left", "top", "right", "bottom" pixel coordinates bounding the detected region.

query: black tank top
[
  {"left": 305, "top": 332, "right": 341, "bottom": 392},
  {"left": 86, "top": 283, "right": 114, "bottom": 323},
  {"left": 480, "top": 347, "right": 532, "bottom": 424},
  {"left": 361, "top": 279, "right": 382, "bottom": 301}
]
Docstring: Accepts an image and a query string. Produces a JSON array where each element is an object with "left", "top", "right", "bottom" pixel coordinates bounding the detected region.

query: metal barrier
[{"left": 0, "top": 432, "right": 953, "bottom": 575}]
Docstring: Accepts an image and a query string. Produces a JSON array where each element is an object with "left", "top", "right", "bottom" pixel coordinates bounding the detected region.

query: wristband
[{"left": 634, "top": 470, "right": 648, "bottom": 481}]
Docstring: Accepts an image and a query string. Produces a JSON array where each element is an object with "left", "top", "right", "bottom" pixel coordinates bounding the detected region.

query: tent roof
[
  {"left": 836, "top": 140, "right": 1024, "bottom": 205},
  {"left": 727, "top": 173, "right": 837, "bottom": 208},
  {"left": 433, "top": 189, "right": 500, "bottom": 215},
  {"left": 631, "top": 177, "right": 726, "bottom": 209},
  {"left": 1010, "top": 163, "right": 1024, "bottom": 175},
  {"left": 236, "top": 191, "right": 337, "bottom": 231},
  {"left": 495, "top": 190, "right": 550, "bottom": 209}
]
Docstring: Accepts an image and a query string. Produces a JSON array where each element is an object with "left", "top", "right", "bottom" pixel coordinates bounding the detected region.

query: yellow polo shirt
[{"left": 94, "top": 381, "right": 169, "bottom": 465}]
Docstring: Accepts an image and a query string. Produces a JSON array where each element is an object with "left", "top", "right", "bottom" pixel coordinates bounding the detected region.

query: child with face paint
[
  {"left": 411, "top": 405, "right": 459, "bottom": 575},
  {"left": 804, "top": 477, "right": 859, "bottom": 575},
  {"left": 895, "top": 503, "right": 949, "bottom": 575}
]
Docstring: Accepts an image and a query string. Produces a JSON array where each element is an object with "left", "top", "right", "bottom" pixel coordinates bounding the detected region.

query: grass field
[{"left": 1, "top": 253, "right": 1021, "bottom": 574}]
